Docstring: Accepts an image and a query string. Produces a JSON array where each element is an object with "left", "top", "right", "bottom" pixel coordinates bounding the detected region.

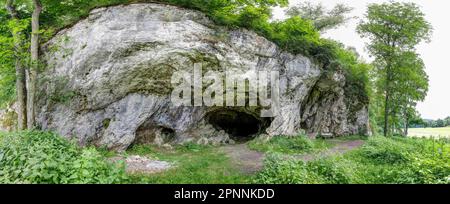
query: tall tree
[
  {"left": 357, "top": 2, "right": 432, "bottom": 136},
  {"left": 27, "top": 0, "right": 41, "bottom": 129},
  {"left": 5, "top": 0, "right": 27, "bottom": 130},
  {"left": 390, "top": 52, "right": 428, "bottom": 136},
  {"left": 286, "top": 1, "right": 354, "bottom": 32}
]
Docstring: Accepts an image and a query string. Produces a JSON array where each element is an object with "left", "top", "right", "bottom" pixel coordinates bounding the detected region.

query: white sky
[{"left": 273, "top": 0, "right": 450, "bottom": 120}]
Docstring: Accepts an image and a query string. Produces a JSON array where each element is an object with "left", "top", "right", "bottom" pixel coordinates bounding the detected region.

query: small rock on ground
[{"left": 110, "top": 155, "right": 173, "bottom": 174}]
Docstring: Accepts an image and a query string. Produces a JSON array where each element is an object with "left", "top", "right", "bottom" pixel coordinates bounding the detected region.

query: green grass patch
[
  {"left": 126, "top": 143, "right": 250, "bottom": 184},
  {"left": 248, "top": 135, "right": 333, "bottom": 154}
]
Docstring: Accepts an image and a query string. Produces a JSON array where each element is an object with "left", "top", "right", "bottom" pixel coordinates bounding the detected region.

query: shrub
[
  {"left": 307, "top": 158, "right": 353, "bottom": 184},
  {"left": 255, "top": 154, "right": 353, "bottom": 184},
  {"left": 359, "top": 136, "right": 412, "bottom": 164},
  {"left": 0, "top": 131, "right": 127, "bottom": 184},
  {"left": 254, "top": 154, "right": 324, "bottom": 184}
]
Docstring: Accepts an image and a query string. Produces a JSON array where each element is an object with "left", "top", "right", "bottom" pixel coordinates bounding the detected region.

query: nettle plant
[{"left": 0, "top": 131, "right": 127, "bottom": 184}]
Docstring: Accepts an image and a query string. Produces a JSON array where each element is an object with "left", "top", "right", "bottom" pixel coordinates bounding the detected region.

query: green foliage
[
  {"left": 286, "top": 1, "right": 354, "bottom": 32},
  {"left": 0, "top": 131, "right": 127, "bottom": 184},
  {"left": 254, "top": 154, "right": 322, "bottom": 184},
  {"left": 357, "top": 2, "right": 432, "bottom": 136},
  {"left": 268, "top": 17, "right": 321, "bottom": 55},
  {"left": 248, "top": 135, "right": 330, "bottom": 154},
  {"left": 359, "top": 136, "right": 412, "bottom": 164},
  {"left": 255, "top": 136, "right": 450, "bottom": 184},
  {"left": 254, "top": 154, "right": 353, "bottom": 184}
]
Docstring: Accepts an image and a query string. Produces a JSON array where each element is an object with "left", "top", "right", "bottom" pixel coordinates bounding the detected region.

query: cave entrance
[
  {"left": 134, "top": 121, "right": 175, "bottom": 145},
  {"left": 206, "top": 109, "right": 272, "bottom": 142}
]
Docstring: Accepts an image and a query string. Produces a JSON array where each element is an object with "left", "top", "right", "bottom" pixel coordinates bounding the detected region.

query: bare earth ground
[
  {"left": 219, "top": 144, "right": 265, "bottom": 174},
  {"left": 219, "top": 140, "right": 365, "bottom": 174}
]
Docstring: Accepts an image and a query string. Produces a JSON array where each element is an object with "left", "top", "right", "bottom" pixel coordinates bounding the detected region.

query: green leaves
[
  {"left": 0, "top": 131, "right": 127, "bottom": 184},
  {"left": 357, "top": 2, "right": 432, "bottom": 136},
  {"left": 255, "top": 136, "right": 450, "bottom": 184},
  {"left": 286, "top": 1, "right": 354, "bottom": 32},
  {"left": 358, "top": 2, "right": 432, "bottom": 56}
]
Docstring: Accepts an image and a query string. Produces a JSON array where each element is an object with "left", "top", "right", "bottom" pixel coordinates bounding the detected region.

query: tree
[
  {"left": 286, "top": 1, "right": 354, "bottom": 32},
  {"left": 390, "top": 52, "right": 428, "bottom": 136},
  {"left": 445, "top": 117, "right": 450, "bottom": 127},
  {"left": 357, "top": 2, "right": 432, "bottom": 136},
  {"left": 26, "top": 0, "right": 41, "bottom": 129},
  {"left": 435, "top": 119, "right": 445, "bottom": 128},
  {"left": 4, "top": 0, "right": 28, "bottom": 130}
]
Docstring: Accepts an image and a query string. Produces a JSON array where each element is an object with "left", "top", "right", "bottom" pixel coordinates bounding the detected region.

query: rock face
[
  {"left": 37, "top": 3, "right": 370, "bottom": 151},
  {"left": 0, "top": 103, "right": 17, "bottom": 132}
]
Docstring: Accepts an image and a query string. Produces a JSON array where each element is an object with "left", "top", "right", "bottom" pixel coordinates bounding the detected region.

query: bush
[
  {"left": 254, "top": 154, "right": 324, "bottom": 184},
  {"left": 359, "top": 136, "right": 412, "bottom": 164},
  {"left": 0, "top": 131, "right": 127, "bottom": 184},
  {"left": 307, "top": 158, "right": 353, "bottom": 184},
  {"left": 254, "top": 154, "right": 353, "bottom": 184}
]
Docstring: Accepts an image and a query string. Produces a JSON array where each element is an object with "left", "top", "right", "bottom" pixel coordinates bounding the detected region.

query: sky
[{"left": 273, "top": 0, "right": 450, "bottom": 120}]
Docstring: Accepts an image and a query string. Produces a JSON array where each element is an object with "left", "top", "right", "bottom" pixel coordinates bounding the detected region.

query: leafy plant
[
  {"left": 0, "top": 131, "right": 127, "bottom": 184},
  {"left": 255, "top": 136, "right": 450, "bottom": 184}
]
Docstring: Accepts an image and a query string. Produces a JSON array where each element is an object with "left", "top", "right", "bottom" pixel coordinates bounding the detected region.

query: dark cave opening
[{"left": 206, "top": 109, "right": 272, "bottom": 142}]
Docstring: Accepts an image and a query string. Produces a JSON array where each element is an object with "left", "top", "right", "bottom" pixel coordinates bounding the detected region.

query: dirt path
[
  {"left": 219, "top": 143, "right": 265, "bottom": 174},
  {"left": 220, "top": 140, "right": 365, "bottom": 174}
]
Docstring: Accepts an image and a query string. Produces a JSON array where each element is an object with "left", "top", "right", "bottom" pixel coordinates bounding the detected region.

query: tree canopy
[
  {"left": 286, "top": 1, "right": 354, "bottom": 32},
  {"left": 358, "top": 2, "right": 432, "bottom": 136}
]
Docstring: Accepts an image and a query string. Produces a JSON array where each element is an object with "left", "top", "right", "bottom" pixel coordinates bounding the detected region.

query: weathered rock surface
[
  {"left": 0, "top": 103, "right": 17, "bottom": 132},
  {"left": 36, "top": 3, "right": 370, "bottom": 151}
]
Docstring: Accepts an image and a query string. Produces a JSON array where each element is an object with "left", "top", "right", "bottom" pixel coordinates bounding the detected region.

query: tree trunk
[
  {"left": 384, "top": 92, "right": 389, "bottom": 137},
  {"left": 404, "top": 115, "right": 409, "bottom": 137},
  {"left": 6, "top": 0, "right": 27, "bottom": 130},
  {"left": 383, "top": 60, "right": 393, "bottom": 137},
  {"left": 15, "top": 60, "right": 27, "bottom": 130},
  {"left": 27, "top": 0, "right": 42, "bottom": 129}
]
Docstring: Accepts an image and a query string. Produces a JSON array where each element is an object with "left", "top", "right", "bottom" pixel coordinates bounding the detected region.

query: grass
[
  {"left": 125, "top": 143, "right": 250, "bottom": 184},
  {"left": 409, "top": 127, "right": 450, "bottom": 138},
  {"left": 248, "top": 135, "right": 333, "bottom": 154},
  {"left": 255, "top": 136, "right": 450, "bottom": 184}
]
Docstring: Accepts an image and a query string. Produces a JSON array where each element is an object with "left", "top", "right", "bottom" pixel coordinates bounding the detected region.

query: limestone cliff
[{"left": 35, "top": 3, "right": 370, "bottom": 150}]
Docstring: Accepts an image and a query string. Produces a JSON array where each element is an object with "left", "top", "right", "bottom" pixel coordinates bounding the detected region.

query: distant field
[{"left": 408, "top": 127, "right": 450, "bottom": 138}]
